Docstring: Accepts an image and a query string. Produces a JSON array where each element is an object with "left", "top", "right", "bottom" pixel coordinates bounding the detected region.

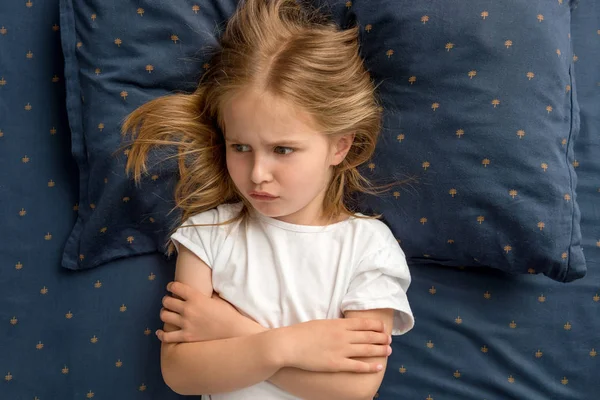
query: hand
[
  {"left": 278, "top": 318, "right": 392, "bottom": 373},
  {"left": 156, "top": 281, "right": 253, "bottom": 343}
]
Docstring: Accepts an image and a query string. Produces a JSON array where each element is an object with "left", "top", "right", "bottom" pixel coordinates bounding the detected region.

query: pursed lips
[{"left": 249, "top": 191, "right": 278, "bottom": 198}]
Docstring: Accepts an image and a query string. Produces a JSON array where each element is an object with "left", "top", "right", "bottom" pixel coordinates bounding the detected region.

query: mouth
[{"left": 249, "top": 191, "right": 279, "bottom": 201}]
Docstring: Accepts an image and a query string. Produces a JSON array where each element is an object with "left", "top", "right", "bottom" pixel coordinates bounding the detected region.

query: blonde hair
[{"left": 123, "top": 0, "right": 383, "bottom": 241}]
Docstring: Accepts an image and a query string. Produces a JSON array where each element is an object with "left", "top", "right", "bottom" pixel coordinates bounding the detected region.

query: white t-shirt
[{"left": 170, "top": 202, "right": 414, "bottom": 400}]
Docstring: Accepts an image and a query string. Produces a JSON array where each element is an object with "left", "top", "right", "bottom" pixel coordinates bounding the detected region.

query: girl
[{"left": 123, "top": 0, "right": 413, "bottom": 398}]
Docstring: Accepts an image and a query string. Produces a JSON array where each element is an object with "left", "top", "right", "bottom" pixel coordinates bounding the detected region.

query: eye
[
  {"left": 274, "top": 146, "right": 294, "bottom": 155},
  {"left": 232, "top": 144, "right": 251, "bottom": 152}
]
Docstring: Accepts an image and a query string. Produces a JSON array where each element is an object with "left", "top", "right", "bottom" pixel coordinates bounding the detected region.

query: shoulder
[
  {"left": 344, "top": 217, "right": 410, "bottom": 284},
  {"left": 174, "top": 202, "right": 244, "bottom": 245},
  {"left": 170, "top": 203, "right": 244, "bottom": 265},
  {"left": 347, "top": 216, "right": 399, "bottom": 248},
  {"left": 183, "top": 202, "right": 244, "bottom": 227},
  {"left": 343, "top": 216, "right": 407, "bottom": 268}
]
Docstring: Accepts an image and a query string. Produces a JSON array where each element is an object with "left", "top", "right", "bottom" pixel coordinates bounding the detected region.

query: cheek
[
  {"left": 225, "top": 154, "right": 233, "bottom": 175},
  {"left": 284, "top": 156, "right": 330, "bottom": 189},
  {"left": 226, "top": 155, "right": 243, "bottom": 184}
]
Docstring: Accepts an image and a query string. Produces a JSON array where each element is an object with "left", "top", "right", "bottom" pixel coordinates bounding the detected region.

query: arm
[
  {"left": 177, "top": 302, "right": 392, "bottom": 400},
  {"left": 160, "top": 247, "right": 393, "bottom": 397},
  {"left": 232, "top": 309, "right": 391, "bottom": 400},
  {"left": 162, "top": 329, "right": 283, "bottom": 395},
  {"left": 160, "top": 246, "right": 284, "bottom": 395},
  {"left": 268, "top": 309, "right": 393, "bottom": 400}
]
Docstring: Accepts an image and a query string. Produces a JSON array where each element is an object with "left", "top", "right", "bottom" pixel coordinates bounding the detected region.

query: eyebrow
[{"left": 225, "top": 138, "right": 306, "bottom": 147}]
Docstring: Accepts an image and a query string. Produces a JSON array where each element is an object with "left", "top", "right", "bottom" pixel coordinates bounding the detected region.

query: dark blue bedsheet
[{"left": 1, "top": 1, "right": 598, "bottom": 399}]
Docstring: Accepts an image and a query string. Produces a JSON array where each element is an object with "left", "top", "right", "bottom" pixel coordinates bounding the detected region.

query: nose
[{"left": 250, "top": 154, "right": 273, "bottom": 185}]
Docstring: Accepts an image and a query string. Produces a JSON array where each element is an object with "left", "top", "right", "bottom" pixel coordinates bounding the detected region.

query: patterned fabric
[
  {"left": 572, "top": 3, "right": 600, "bottom": 265},
  {"left": 351, "top": 0, "right": 585, "bottom": 282},
  {"left": 1, "top": 0, "right": 599, "bottom": 399},
  {"left": 59, "top": 0, "right": 585, "bottom": 282},
  {"left": 0, "top": 3, "right": 177, "bottom": 399}
]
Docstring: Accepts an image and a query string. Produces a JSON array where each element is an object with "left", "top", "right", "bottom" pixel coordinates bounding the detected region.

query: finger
[
  {"left": 156, "top": 329, "right": 187, "bottom": 344},
  {"left": 162, "top": 295, "right": 185, "bottom": 313},
  {"left": 348, "top": 344, "right": 392, "bottom": 359},
  {"left": 347, "top": 318, "right": 385, "bottom": 333},
  {"left": 167, "top": 281, "right": 189, "bottom": 300},
  {"left": 350, "top": 331, "right": 390, "bottom": 345},
  {"left": 159, "top": 307, "right": 184, "bottom": 327},
  {"left": 339, "top": 359, "right": 384, "bottom": 374}
]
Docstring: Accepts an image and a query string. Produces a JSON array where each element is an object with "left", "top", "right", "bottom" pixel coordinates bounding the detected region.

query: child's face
[{"left": 223, "top": 88, "right": 352, "bottom": 225}]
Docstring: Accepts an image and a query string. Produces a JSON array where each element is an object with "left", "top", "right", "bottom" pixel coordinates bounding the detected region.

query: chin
[{"left": 249, "top": 199, "right": 283, "bottom": 216}]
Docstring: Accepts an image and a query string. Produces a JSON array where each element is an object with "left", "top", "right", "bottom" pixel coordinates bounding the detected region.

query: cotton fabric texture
[{"left": 170, "top": 203, "right": 414, "bottom": 400}]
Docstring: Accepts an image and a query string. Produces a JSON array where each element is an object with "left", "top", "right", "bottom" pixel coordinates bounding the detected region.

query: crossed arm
[{"left": 160, "top": 246, "right": 394, "bottom": 400}]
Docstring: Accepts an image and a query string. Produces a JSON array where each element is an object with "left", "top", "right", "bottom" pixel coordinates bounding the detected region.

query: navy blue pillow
[
  {"left": 59, "top": 0, "right": 238, "bottom": 269},
  {"left": 60, "top": 0, "right": 585, "bottom": 281},
  {"left": 571, "top": 2, "right": 600, "bottom": 266},
  {"left": 351, "top": 0, "right": 585, "bottom": 282}
]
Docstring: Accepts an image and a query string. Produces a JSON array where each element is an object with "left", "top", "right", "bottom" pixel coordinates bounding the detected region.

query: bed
[{"left": 1, "top": 1, "right": 598, "bottom": 399}]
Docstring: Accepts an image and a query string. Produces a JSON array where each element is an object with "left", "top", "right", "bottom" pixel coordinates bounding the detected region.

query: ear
[{"left": 329, "top": 133, "right": 355, "bottom": 166}]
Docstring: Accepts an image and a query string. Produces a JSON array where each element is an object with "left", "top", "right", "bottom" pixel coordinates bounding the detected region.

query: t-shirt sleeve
[
  {"left": 169, "top": 208, "right": 225, "bottom": 269},
  {"left": 340, "top": 233, "right": 414, "bottom": 336}
]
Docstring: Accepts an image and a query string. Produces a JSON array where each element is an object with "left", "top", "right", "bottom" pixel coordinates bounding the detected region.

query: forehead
[{"left": 222, "top": 88, "right": 321, "bottom": 140}]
